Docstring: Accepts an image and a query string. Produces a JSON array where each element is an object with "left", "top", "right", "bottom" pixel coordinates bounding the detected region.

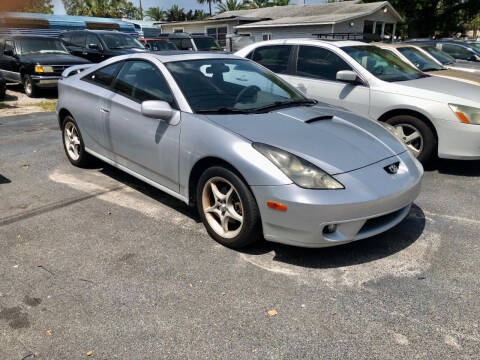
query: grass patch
[{"left": 29, "top": 101, "right": 57, "bottom": 111}]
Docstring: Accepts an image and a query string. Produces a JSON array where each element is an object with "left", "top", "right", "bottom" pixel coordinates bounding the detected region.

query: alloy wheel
[
  {"left": 394, "top": 123, "right": 424, "bottom": 158},
  {"left": 63, "top": 122, "right": 81, "bottom": 161},
  {"left": 202, "top": 176, "right": 244, "bottom": 239}
]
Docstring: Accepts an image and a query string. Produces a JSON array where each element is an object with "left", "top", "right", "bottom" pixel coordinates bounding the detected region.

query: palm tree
[
  {"left": 197, "top": 0, "right": 222, "bottom": 16},
  {"left": 166, "top": 4, "right": 186, "bottom": 21},
  {"left": 145, "top": 6, "right": 165, "bottom": 21},
  {"left": 217, "top": 0, "right": 245, "bottom": 13}
]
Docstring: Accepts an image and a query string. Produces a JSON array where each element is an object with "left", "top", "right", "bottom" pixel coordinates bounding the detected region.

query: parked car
[
  {"left": 374, "top": 43, "right": 480, "bottom": 85},
  {"left": 157, "top": 33, "right": 222, "bottom": 51},
  {"left": 137, "top": 38, "right": 177, "bottom": 51},
  {"left": 406, "top": 40, "right": 480, "bottom": 63},
  {"left": 57, "top": 52, "right": 422, "bottom": 249},
  {"left": 0, "top": 35, "right": 90, "bottom": 97},
  {"left": 0, "top": 73, "right": 6, "bottom": 100},
  {"left": 413, "top": 44, "right": 480, "bottom": 74},
  {"left": 236, "top": 39, "right": 480, "bottom": 163},
  {"left": 59, "top": 30, "right": 146, "bottom": 63}
]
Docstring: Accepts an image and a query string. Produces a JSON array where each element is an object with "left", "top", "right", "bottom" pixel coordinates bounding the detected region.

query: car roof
[
  {"left": 257, "top": 38, "right": 369, "bottom": 48},
  {"left": 63, "top": 29, "right": 127, "bottom": 35},
  {"left": 3, "top": 35, "right": 58, "bottom": 40},
  {"left": 373, "top": 42, "right": 419, "bottom": 49},
  {"left": 124, "top": 51, "right": 241, "bottom": 63}
]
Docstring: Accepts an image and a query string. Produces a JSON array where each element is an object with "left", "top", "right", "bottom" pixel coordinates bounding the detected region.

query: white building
[{"left": 160, "top": 1, "right": 402, "bottom": 47}]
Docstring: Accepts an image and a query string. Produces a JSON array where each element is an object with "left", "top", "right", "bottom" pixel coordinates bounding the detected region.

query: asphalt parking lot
[{"left": 1, "top": 112, "right": 480, "bottom": 359}]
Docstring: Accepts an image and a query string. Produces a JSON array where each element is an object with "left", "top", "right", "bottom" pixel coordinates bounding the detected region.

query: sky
[{"left": 52, "top": 0, "right": 328, "bottom": 15}]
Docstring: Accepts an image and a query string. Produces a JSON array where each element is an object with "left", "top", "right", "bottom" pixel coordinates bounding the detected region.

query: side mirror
[
  {"left": 141, "top": 100, "right": 174, "bottom": 122},
  {"left": 336, "top": 70, "right": 361, "bottom": 85},
  {"left": 88, "top": 43, "right": 100, "bottom": 50}
]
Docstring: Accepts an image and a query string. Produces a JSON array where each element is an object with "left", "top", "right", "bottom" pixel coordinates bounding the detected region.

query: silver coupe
[{"left": 57, "top": 52, "right": 423, "bottom": 248}]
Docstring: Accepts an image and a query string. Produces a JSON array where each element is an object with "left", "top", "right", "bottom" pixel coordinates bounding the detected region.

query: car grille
[{"left": 51, "top": 65, "right": 69, "bottom": 76}]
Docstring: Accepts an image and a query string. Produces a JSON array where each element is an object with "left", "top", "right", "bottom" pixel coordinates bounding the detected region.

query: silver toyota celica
[{"left": 57, "top": 52, "right": 423, "bottom": 249}]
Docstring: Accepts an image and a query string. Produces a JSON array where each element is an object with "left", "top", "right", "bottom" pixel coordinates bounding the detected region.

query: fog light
[{"left": 324, "top": 224, "right": 337, "bottom": 234}]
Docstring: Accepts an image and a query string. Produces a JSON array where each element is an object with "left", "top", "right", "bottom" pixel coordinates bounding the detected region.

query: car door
[
  {"left": 78, "top": 61, "right": 123, "bottom": 155},
  {"left": 108, "top": 60, "right": 180, "bottom": 192},
  {"left": 0, "top": 40, "right": 21, "bottom": 82},
  {"left": 283, "top": 45, "right": 370, "bottom": 117},
  {"left": 85, "top": 33, "right": 105, "bottom": 63},
  {"left": 70, "top": 32, "right": 86, "bottom": 58}
]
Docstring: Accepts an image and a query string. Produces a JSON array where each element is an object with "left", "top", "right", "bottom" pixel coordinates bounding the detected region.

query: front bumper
[
  {"left": 250, "top": 152, "right": 423, "bottom": 248},
  {"left": 31, "top": 75, "right": 61, "bottom": 88},
  {"left": 436, "top": 119, "right": 480, "bottom": 160}
]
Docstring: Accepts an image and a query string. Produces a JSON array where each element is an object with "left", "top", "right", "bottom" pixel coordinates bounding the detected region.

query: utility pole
[{"left": 138, "top": 0, "right": 143, "bottom": 20}]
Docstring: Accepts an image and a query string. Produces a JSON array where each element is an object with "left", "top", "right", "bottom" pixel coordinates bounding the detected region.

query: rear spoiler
[{"left": 62, "top": 64, "right": 94, "bottom": 78}]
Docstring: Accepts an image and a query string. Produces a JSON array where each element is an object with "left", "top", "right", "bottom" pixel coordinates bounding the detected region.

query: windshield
[
  {"left": 18, "top": 38, "right": 69, "bottom": 55},
  {"left": 165, "top": 59, "right": 307, "bottom": 113},
  {"left": 146, "top": 40, "right": 177, "bottom": 51},
  {"left": 193, "top": 37, "right": 221, "bottom": 51},
  {"left": 100, "top": 33, "right": 144, "bottom": 49},
  {"left": 397, "top": 46, "right": 444, "bottom": 71},
  {"left": 343, "top": 45, "right": 426, "bottom": 82},
  {"left": 468, "top": 42, "right": 480, "bottom": 51},
  {"left": 421, "top": 46, "right": 456, "bottom": 65}
]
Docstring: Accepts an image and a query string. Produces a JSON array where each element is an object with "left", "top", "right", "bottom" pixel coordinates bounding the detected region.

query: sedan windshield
[
  {"left": 146, "top": 40, "right": 177, "bottom": 51},
  {"left": 397, "top": 46, "right": 444, "bottom": 71},
  {"left": 343, "top": 45, "right": 426, "bottom": 82},
  {"left": 100, "top": 33, "right": 144, "bottom": 49},
  {"left": 193, "top": 37, "right": 222, "bottom": 51},
  {"left": 18, "top": 38, "right": 69, "bottom": 55},
  {"left": 165, "top": 59, "right": 308, "bottom": 113},
  {"left": 420, "top": 46, "right": 456, "bottom": 65}
]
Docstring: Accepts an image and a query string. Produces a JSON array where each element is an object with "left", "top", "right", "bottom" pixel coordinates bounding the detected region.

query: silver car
[
  {"left": 57, "top": 52, "right": 422, "bottom": 248},
  {"left": 236, "top": 39, "right": 480, "bottom": 164}
]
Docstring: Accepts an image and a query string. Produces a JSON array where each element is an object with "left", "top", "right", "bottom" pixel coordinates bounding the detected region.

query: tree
[
  {"left": 217, "top": 0, "right": 245, "bottom": 13},
  {"left": 166, "top": 5, "right": 186, "bottom": 21},
  {"left": 62, "top": 0, "right": 141, "bottom": 18},
  {"left": 18, "top": 0, "right": 54, "bottom": 14},
  {"left": 243, "top": 0, "right": 290, "bottom": 9},
  {"left": 145, "top": 7, "right": 166, "bottom": 21},
  {"left": 197, "top": 0, "right": 222, "bottom": 16}
]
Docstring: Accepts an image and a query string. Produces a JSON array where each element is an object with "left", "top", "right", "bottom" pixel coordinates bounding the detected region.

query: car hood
[
  {"left": 427, "top": 69, "right": 480, "bottom": 85},
  {"left": 18, "top": 53, "right": 91, "bottom": 65},
  {"left": 205, "top": 104, "right": 406, "bottom": 175},
  {"left": 448, "top": 62, "right": 480, "bottom": 73},
  {"left": 389, "top": 76, "right": 480, "bottom": 105}
]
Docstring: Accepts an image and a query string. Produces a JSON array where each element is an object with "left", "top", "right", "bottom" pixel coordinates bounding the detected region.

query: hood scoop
[{"left": 305, "top": 115, "right": 333, "bottom": 124}]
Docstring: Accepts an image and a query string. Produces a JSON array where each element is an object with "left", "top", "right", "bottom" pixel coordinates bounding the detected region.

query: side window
[
  {"left": 60, "top": 33, "right": 71, "bottom": 45},
  {"left": 72, "top": 32, "right": 86, "bottom": 47},
  {"left": 86, "top": 34, "right": 102, "bottom": 49},
  {"left": 296, "top": 46, "right": 352, "bottom": 81},
  {"left": 181, "top": 39, "right": 192, "bottom": 50},
  {"left": 441, "top": 44, "right": 472, "bottom": 60},
  {"left": 113, "top": 61, "right": 174, "bottom": 105},
  {"left": 251, "top": 45, "right": 292, "bottom": 74},
  {"left": 82, "top": 62, "right": 122, "bottom": 87},
  {"left": 4, "top": 40, "right": 15, "bottom": 55}
]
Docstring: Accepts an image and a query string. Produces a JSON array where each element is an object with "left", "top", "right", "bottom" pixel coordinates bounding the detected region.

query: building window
[
  {"left": 206, "top": 26, "right": 228, "bottom": 47},
  {"left": 262, "top": 33, "right": 272, "bottom": 41},
  {"left": 173, "top": 28, "right": 184, "bottom": 33}
]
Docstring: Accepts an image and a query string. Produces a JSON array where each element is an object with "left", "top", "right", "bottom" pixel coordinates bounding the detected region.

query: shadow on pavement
[
  {"left": 425, "top": 158, "right": 480, "bottom": 177},
  {"left": 240, "top": 204, "right": 426, "bottom": 269}
]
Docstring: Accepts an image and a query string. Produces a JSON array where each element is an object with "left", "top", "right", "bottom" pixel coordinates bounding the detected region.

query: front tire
[
  {"left": 386, "top": 115, "right": 436, "bottom": 164},
  {"left": 23, "top": 74, "right": 38, "bottom": 98},
  {"left": 196, "top": 166, "right": 262, "bottom": 249},
  {"left": 62, "top": 116, "right": 92, "bottom": 167}
]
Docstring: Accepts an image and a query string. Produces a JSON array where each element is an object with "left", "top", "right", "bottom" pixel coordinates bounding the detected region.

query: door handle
[{"left": 100, "top": 108, "right": 110, "bottom": 113}]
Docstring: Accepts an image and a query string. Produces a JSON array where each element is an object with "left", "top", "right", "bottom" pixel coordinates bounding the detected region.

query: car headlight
[
  {"left": 449, "top": 104, "right": 480, "bottom": 125},
  {"left": 253, "top": 143, "right": 344, "bottom": 189},
  {"left": 35, "top": 65, "right": 54, "bottom": 73}
]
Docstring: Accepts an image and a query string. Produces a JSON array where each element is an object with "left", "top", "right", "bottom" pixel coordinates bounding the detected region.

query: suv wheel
[
  {"left": 196, "top": 166, "right": 262, "bottom": 248},
  {"left": 23, "top": 74, "right": 38, "bottom": 98},
  {"left": 386, "top": 115, "right": 436, "bottom": 164}
]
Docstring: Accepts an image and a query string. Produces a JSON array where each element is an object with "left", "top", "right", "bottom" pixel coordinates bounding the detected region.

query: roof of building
[{"left": 234, "top": 1, "right": 401, "bottom": 29}]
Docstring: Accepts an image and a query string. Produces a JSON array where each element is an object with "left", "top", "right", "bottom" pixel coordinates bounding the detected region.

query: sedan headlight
[
  {"left": 35, "top": 65, "right": 54, "bottom": 73},
  {"left": 253, "top": 143, "right": 344, "bottom": 189},
  {"left": 449, "top": 104, "right": 480, "bottom": 125}
]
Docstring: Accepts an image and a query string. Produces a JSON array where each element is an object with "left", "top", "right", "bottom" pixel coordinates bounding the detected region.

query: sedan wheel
[
  {"left": 394, "top": 123, "right": 424, "bottom": 158},
  {"left": 197, "top": 166, "right": 262, "bottom": 248},
  {"left": 62, "top": 116, "right": 92, "bottom": 167}
]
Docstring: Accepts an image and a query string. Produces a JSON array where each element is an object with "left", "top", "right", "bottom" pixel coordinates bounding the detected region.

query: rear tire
[
  {"left": 386, "top": 115, "right": 436, "bottom": 164},
  {"left": 196, "top": 166, "right": 262, "bottom": 249},
  {"left": 23, "top": 74, "right": 38, "bottom": 98},
  {"left": 62, "top": 116, "right": 92, "bottom": 167}
]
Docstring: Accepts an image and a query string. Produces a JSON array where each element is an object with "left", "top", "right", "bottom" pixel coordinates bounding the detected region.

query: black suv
[
  {"left": 159, "top": 33, "right": 222, "bottom": 51},
  {"left": 59, "top": 30, "right": 147, "bottom": 63},
  {"left": 0, "top": 35, "right": 90, "bottom": 97}
]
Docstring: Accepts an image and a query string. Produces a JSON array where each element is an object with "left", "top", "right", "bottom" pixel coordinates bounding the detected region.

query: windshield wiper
[
  {"left": 423, "top": 67, "right": 442, "bottom": 72},
  {"left": 196, "top": 107, "right": 254, "bottom": 114},
  {"left": 251, "top": 99, "right": 317, "bottom": 113}
]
